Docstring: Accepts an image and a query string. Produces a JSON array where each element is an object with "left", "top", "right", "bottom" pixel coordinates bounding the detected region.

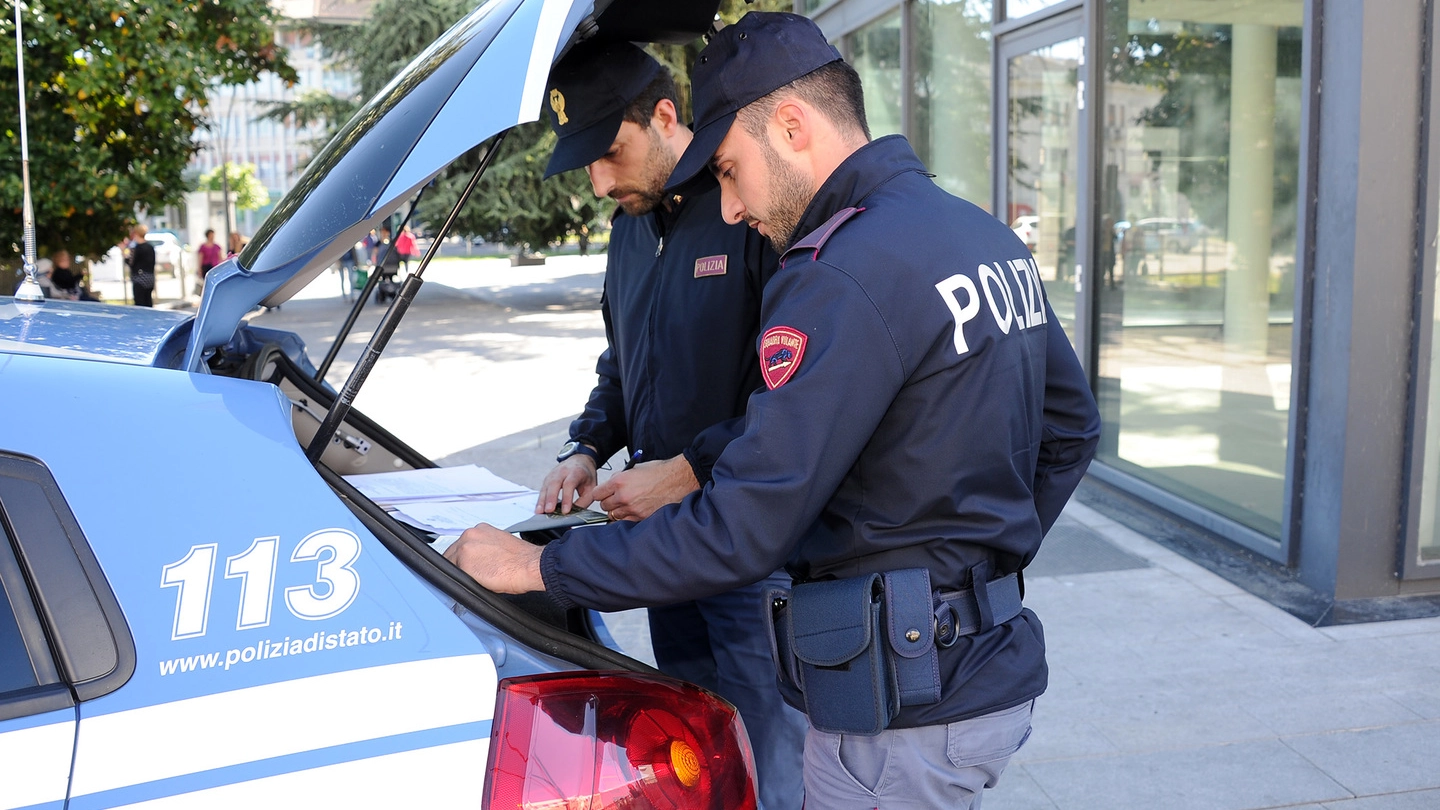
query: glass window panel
[
  {"left": 1006, "top": 0, "right": 1068, "bottom": 19},
  {"left": 1007, "top": 36, "right": 1082, "bottom": 339},
  {"left": 913, "top": 0, "right": 993, "bottom": 208},
  {"left": 0, "top": 528, "right": 38, "bottom": 695},
  {"left": 1416, "top": 247, "right": 1440, "bottom": 566},
  {"left": 1096, "top": 0, "right": 1305, "bottom": 538},
  {"left": 846, "top": 10, "right": 904, "bottom": 139}
]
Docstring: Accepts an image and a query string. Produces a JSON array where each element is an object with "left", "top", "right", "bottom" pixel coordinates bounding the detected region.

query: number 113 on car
[{"left": 160, "top": 528, "right": 362, "bottom": 640}]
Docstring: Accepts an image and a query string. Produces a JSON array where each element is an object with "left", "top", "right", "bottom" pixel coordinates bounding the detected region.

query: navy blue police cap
[
  {"left": 665, "top": 12, "right": 842, "bottom": 191},
  {"left": 543, "top": 39, "right": 663, "bottom": 179}
]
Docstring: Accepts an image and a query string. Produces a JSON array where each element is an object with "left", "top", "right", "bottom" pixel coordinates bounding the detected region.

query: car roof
[{"left": 0, "top": 298, "right": 192, "bottom": 366}]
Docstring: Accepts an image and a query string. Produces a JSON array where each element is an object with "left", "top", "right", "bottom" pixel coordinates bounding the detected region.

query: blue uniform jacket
[
  {"left": 569, "top": 180, "right": 776, "bottom": 481},
  {"left": 542, "top": 135, "right": 1102, "bottom": 726}
]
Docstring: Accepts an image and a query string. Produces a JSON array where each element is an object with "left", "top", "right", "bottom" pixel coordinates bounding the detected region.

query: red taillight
[{"left": 483, "top": 671, "right": 759, "bottom": 810}]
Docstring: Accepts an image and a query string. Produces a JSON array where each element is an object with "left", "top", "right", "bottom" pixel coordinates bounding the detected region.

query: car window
[
  {"left": 0, "top": 525, "right": 40, "bottom": 695},
  {"left": 0, "top": 453, "right": 133, "bottom": 701}
]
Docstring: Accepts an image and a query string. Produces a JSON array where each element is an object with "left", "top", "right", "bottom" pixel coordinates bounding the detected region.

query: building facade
[
  {"left": 185, "top": 1, "right": 372, "bottom": 240},
  {"left": 801, "top": 0, "right": 1440, "bottom": 621}
]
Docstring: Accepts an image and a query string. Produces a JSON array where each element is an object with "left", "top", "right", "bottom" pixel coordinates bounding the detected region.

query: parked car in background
[
  {"left": 1133, "top": 217, "right": 1202, "bottom": 254},
  {"left": 1, "top": 1, "right": 761, "bottom": 807},
  {"left": 145, "top": 231, "right": 185, "bottom": 273},
  {"left": 1010, "top": 214, "right": 1039, "bottom": 250}
]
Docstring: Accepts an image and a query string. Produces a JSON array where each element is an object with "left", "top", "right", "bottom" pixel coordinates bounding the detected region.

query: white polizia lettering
[
  {"left": 979, "top": 263, "right": 1017, "bottom": 335},
  {"left": 936, "top": 273, "right": 981, "bottom": 355},
  {"left": 157, "top": 621, "right": 405, "bottom": 676},
  {"left": 937, "top": 258, "right": 1049, "bottom": 357}
]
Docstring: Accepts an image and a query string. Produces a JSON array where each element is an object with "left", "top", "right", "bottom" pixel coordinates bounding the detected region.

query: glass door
[{"left": 997, "top": 14, "right": 1086, "bottom": 353}]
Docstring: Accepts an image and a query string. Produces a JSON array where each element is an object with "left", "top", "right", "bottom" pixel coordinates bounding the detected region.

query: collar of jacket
[{"left": 786, "top": 134, "right": 926, "bottom": 251}]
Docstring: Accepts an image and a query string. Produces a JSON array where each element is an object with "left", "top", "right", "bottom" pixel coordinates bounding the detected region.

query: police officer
[
  {"left": 531, "top": 40, "right": 805, "bottom": 810},
  {"left": 447, "top": 13, "right": 1101, "bottom": 807}
]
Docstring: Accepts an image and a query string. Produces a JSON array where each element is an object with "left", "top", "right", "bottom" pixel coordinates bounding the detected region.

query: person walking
[
  {"left": 128, "top": 225, "right": 156, "bottom": 307},
  {"left": 198, "top": 229, "right": 223, "bottom": 281},
  {"left": 445, "top": 12, "right": 1101, "bottom": 807},
  {"left": 226, "top": 230, "right": 245, "bottom": 259},
  {"left": 530, "top": 40, "right": 805, "bottom": 809},
  {"left": 395, "top": 225, "right": 417, "bottom": 274}
]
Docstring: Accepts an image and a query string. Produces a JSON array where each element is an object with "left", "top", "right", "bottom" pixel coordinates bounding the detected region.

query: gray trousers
[{"left": 802, "top": 700, "right": 1034, "bottom": 809}]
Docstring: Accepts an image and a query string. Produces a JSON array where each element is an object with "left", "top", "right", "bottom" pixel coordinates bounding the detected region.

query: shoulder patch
[
  {"left": 760, "top": 326, "right": 807, "bottom": 389},
  {"left": 781, "top": 206, "right": 865, "bottom": 267}
]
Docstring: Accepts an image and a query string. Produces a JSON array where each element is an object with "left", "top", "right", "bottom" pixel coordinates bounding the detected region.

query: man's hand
[
  {"left": 443, "top": 523, "right": 545, "bottom": 594},
  {"left": 536, "top": 455, "right": 599, "bottom": 514},
  {"left": 592, "top": 455, "right": 699, "bottom": 521}
]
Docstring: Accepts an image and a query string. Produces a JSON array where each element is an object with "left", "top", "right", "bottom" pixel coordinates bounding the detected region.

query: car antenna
[
  {"left": 12, "top": 1, "right": 43, "bottom": 306},
  {"left": 305, "top": 130, "right": 510, "bottom": 463}
]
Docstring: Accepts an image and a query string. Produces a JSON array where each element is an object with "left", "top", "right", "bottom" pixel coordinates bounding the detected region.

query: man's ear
[
  {"left": 651, "top": 97, "right": 681, "bottom": 135},
  {"left": 773, "top": 98, "right": 810, "bottom": 152}
]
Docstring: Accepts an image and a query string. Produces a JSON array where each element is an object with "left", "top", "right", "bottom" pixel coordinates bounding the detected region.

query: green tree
[
  {"left": 1101, "top": 0, "right": 1304, "bottom": 246},
  {"left": 263, "top": 0, "right": 469, "bottom": 145},
  {"left": 446, "top": 0, "right": 791, "bottom": 253},
  {"left": 197, "top": 161, "right": 269, "bottom": 211},
  {"left": 275, "top": 0, "right": 792, "bottom": 255},
  {"left": 0, "top": 0, "right": 296, "bottom": 261},
  {"left": 417, "top": 124, "right": 606, "bottom": 254}
]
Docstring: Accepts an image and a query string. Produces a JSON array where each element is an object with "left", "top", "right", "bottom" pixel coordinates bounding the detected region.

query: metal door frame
[{"left": 994, "top": 9, "right": 1092, "bottom": 374}]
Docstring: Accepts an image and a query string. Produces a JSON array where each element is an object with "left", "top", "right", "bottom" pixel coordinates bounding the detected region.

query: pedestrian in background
[
  {"left": 128, "top": 225, "right": 156, "bottom": 307},
  {"left": 227, "top": 230, "right": 245, "bottom": 259},
  {"left": 198, "top": 229, "right": 223, "bottom": 280},
  {"left": 445, "top": 12, "right": 1101, "bottom": 808},
  {"left": 50, "top": 249, "right": 97, "bottom": 301},
  {"left": 530, "top": 40, "right": 805, "bottom": 810},
  {"left": 395, "top": 225, "right": 417, "bottom": 274}
]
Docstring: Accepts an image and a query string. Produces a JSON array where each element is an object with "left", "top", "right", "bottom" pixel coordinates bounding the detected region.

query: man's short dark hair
[
  {"left": 736, "top": 61, "right": 870, "bottom": 142},
  {"left": 622, "top": 70, "right": 680, "bottom": 128}
]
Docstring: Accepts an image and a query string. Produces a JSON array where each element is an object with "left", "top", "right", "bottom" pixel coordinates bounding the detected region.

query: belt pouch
[
  {"left": 882, "top": 568, "right": 942, "bottom": 707},
  {"left": 789, "top": 573, "right": 897, "bottom": 735},
  {"left": 763, "top": 587, "right": 804, "bottom": 710}
]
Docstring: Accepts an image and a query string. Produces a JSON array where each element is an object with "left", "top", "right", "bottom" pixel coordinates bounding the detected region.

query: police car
[{"left": 0, "top": 1, "right": 758, "bottom": 807}]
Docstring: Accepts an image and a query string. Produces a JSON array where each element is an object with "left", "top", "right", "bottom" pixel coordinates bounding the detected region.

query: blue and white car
[{"left": 0, "top": 1, "right": 759, "bottom": 808}]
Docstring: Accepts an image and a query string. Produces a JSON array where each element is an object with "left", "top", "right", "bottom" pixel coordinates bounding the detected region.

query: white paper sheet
[
  {"left": 344, "top": 465, "right": 528, "bottom": 504},
  {"left": 391, "top": 494, "right": 537, "bottom": 533}
]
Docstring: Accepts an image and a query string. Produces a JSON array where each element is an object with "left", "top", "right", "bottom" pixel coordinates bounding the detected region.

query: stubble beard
[
  {"left": 757, "top": 136, "right": 812, "bottom": 254},
  {"left": 612, "top": 127, "right": 675, "bottom": 217}
]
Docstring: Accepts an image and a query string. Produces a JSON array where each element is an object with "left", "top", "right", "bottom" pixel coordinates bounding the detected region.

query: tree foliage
[
  {"left": 416, "top": 125, "right": 606, "bottom": 253},
  {"left": 1101, "top": 0, "right": 1305, "bottom": 243},
  {"left": 197, "top": 161, "right": 269, "bottom": 211},
  {"left": 275, "top": 0, "right": 791, "bottom": 253},
  {"left": 0, "top": 0, "right": 295, "bottom": 260}
]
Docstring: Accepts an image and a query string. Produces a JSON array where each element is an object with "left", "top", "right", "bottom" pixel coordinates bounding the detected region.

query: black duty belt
[{"left": 933, "top": 572, "right": 1023, "bottom": 647}]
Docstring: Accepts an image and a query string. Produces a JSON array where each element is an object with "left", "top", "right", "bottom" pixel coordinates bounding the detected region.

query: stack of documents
[{"left": 343, "top": 464, "right": 606, "bottom": 534}]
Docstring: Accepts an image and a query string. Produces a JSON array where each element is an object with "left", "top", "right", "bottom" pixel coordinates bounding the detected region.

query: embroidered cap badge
[
  {"left": 549, "top": 88, "right": 569, "bottom": 126},
  {"left": 760, "top": 326, "right": 807, "bottom": 389}
]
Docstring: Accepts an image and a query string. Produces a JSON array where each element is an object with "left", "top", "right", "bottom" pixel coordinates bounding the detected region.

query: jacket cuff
[
  {"left": 538, "top": 543, "right": 578, "bottom": 610},
  {"left": 681, "top": 446, "right": 712, "bottom": 487}
]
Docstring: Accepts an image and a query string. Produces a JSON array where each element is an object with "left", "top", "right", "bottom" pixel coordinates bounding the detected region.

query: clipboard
[{"left": 505, "top": 508, "right": 610, "bottom": 534}]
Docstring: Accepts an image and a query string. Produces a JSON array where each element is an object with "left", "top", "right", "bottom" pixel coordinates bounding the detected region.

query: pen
[{"left": 625, "top": 449, "right": 644, "bottom": 470}]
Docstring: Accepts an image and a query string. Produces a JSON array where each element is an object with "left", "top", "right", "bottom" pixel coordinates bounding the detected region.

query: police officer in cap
[
  {"left": 448, "top": 13, "right": 1101, "bottom": 807},
  {"left": 531, "top": 39, "right": 805, "bottom": 810}
]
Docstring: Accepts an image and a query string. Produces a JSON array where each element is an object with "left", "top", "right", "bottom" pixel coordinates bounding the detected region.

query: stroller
[
  {"left": 372, "top": 242, "right": 403, "bottom": 305},
  {"left": 375, "top": 270, "right": 401, "bottom": 304}
]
